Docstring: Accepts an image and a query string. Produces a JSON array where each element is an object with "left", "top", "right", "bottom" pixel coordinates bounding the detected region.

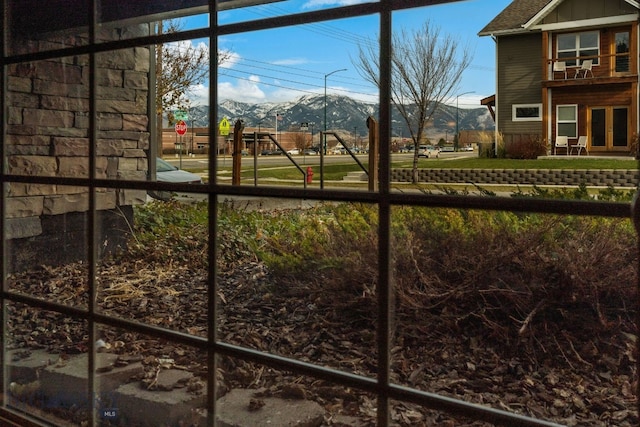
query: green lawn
[{"left": 422, "top": 157, "right": 637, "bottom": 169}]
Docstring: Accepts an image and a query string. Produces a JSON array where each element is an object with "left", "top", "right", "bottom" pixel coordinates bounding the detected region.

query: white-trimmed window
[
  {"left": 557, "top": 104, "right": 578, "bottom": 138},
  {"left": 512, "top": 104, "right": 542, "bottom": 121},
  {"left": 557, "top": 31, "right": 599, "bottom": 66}
]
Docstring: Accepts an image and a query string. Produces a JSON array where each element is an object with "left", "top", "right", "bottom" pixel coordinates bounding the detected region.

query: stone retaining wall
[{"left": 391, "top": 168, "right": 640, "bottom": 187}]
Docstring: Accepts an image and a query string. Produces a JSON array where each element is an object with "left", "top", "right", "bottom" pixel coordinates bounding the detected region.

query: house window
[
  {"left": 557, "top": 31, "right": 599, "bottom": 66},
  {"left": 557, "top": 105, "right": 578, "bottom": 138},
  {"left": 615, "top": 32, "right": 630, "bottom": 73},
  {"left": 512, "top": 104, "right": 542, "bottom": 121}
]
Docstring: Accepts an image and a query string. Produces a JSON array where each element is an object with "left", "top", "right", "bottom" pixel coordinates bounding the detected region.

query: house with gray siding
[{"left": 480, "top": 0, "right": 639, "bottom": 155}]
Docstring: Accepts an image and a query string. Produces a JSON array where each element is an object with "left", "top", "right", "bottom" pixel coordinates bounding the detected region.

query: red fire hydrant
[{"left": 306, "top": 166, "right": 313, "bottom": 184}]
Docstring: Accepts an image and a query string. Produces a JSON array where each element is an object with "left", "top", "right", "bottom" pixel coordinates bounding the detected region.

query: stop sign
[{"left": 175, "top": 120, "right": 187, "bottom": 136}]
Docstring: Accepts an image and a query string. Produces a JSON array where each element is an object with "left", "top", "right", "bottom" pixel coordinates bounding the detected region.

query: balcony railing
[{"left": 546, "top": 52, "right": 636, "bottom": 82}]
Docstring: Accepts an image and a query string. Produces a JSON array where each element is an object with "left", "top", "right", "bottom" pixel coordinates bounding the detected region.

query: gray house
[{"left": 479, "top": 0, "right": 639, "bottom": 155}]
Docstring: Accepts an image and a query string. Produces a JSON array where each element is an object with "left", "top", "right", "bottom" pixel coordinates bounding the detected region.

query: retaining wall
[{"left": 391, "top": 168, "right": 640, "bottom": 187}]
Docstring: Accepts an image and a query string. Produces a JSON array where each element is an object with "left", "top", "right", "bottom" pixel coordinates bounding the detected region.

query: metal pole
[
  {"left": 323, "top": 69, "right": 346, "bottom": 189},
  {"left": 324, "top": 68, "right": 347, "bottom": 154}
]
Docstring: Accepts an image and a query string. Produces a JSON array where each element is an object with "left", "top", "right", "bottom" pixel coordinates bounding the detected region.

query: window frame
[
  {"left": 557, "top": 31, "right": 599, "bottom": 67},
  {"left": 614, "top": 31, "right": 630, "bottom": 73},
  {"left": 512, "top": 103, "right": 542, "bottom": 122},
  {"left": 1, "top": 2, "right": 636, "bottom": 427},
  {"left": 556, "top": 104, "right": 578, "bottom": 138}
]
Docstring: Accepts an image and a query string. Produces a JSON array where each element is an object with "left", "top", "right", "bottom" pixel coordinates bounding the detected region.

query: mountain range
[{"left": 185, "top": 94, "right": 495, "bottom": 140}]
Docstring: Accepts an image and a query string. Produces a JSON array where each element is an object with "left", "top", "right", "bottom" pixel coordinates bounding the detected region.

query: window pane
[
  {"left": 97, "top": 193, "right": 209, "bottom": 337},
  {"left": 613, "top": 107, "right": 628, "bottom": 147},
  {"left": 557, "top": 106, "right": 575, "bottom": 121},
  {"left": 391, "top": 207, "right": 638, "bottom": 424},
  {"left": 616, "top": 32, "right": 630, "bottom": 52},
  {"left": 5, "top": 0, "right": 90, "bottom": 55},
  {"left": 515, "top": 107, "right": 540, "bottom": 118},
  {"left": 6, "top": 303, "right": 89, "bottom": 425},
  {"left": 6, "top": 56, "right": 90, "bottom": 178},
  {"left": 6, "top": 184, "right": 91, "bottom": 308},
  {"left": 216, "top": 200, "right": 378, "bottom": 373},
  {"left": 557, "top": 51, "right": 576, "bottom": 66},
  {"left": 96, "top": 48, "right": 152, "bottom": 183},
  {"left": 557, "top": 34, "right": 575, "bottom": 50},
  {"left": 557, "top": 122, "right": 576, "bottom": 138},
  {"left": 616, "top": 32, "right": 630, "bottom": 72},
  {"left": 218, "top": 0, "right": 379, "bottom": 25},
  {"left": 95, "top": 325, "right": 209, "bottom": 426},
  {"left": 215, "top": 15, "right": 375, "bottom": 189},
  {"left": 579, "top": 32, "right": 598, "bottom": 48},
  {"left": 579, "top": 49, "right": 598, "bottom": 62}
]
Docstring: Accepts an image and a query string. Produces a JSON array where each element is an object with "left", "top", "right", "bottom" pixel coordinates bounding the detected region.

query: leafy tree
[{"left": 353, "top": 21, "right": 472, "bottom": 182}]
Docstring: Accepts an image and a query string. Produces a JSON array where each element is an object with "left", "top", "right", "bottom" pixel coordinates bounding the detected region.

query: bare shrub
[
  {"left": 257, "top": 204, "right": 637, "bottom": 365},
  {"left": 504, "top": 134, "right": 547, "bottom": 159}
]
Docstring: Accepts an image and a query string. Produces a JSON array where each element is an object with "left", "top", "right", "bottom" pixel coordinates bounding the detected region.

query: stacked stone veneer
[
  {"left": 5, "top": 26, "right": 151, "bottom": 272},
  {"left": 391, "top": 168, "right": 640, "bottom": 187}
]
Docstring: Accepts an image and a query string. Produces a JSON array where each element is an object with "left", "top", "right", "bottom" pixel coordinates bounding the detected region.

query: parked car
[
  {"left": 417, "top": 145, "right": 439, "bottom": 158},
  {"left": 303, "top": 148, "right": 318, "bottom": 155},
  {"left": 287, "top": 148, "right": 300, "bottom": 155},
  {"left": 150, "top": 157, "right": 203, "bottom": 201}
]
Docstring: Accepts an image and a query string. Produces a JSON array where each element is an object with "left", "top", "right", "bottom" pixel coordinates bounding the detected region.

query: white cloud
[
  {"left": 217, "top": 76, "right": 267, "bottom": 103},
  {"left": 186, "top": 83, "right": 210, "bottom": 106}
]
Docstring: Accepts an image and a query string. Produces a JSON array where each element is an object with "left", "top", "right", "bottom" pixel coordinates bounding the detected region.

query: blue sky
[{"left": 183, "top": 0, "right": 512, "bottom": 109}]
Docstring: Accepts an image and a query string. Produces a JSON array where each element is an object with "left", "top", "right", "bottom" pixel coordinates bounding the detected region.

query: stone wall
[
  {"left": 391, "top": 168, "right": 640, "bottom": 187},
  {"left": 5, "top": 26, "right": 151, "bottom": 271}
]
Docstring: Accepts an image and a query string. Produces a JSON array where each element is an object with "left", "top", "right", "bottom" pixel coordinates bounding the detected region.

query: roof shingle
[{"left": 478, "top": 0, "right": 553, "bottom": 36}]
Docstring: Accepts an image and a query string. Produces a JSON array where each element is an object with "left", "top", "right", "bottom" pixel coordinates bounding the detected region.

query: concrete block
[
  {"left": 113, "top": 373, "right": 206, "bottom": 427},
  {"left": 39, "top": 352, "right": 144, "bottom": 409}
]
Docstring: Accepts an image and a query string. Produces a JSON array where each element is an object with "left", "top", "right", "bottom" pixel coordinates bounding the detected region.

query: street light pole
[
  {"left": 322, "top": 68, "right": 347, "bottom": 189},
  {"left": 455, "top": 91, "right": 475, "bottom": 151},
  {"left": 324, "top": 68, "right": 347, "bottom": 153}
]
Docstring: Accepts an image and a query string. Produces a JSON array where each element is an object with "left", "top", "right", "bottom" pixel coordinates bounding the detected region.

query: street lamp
[
  {"left": 324, "top": 68, "right": 347, "bottom": 154},
  {"left": 455, "top": 91, "right": 475, "bottom": 151},
  {"left": 321, "top": 68, "right": 346, "bottom": 189}
]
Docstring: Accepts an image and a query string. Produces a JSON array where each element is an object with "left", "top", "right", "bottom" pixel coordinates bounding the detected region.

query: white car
[
  {"left": 417, "top": 145, "right": 439, "bottom": 158},
  {"left": 150, "top": 158, "right": 203, "bottom": 201},
  {"left": 287, "top": 148, "right": 300, "bottom": 155}
]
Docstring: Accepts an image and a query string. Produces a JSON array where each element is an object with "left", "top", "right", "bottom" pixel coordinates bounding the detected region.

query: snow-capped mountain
[{"left": 187, "top": 94, "right": 494, "bottom": 138}]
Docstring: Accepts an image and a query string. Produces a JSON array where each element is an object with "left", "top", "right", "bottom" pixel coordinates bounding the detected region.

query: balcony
[{"left": 543, "top": 52, "right": 637, "bottom": 88}]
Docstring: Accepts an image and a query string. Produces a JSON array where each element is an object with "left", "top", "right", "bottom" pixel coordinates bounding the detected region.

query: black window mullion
[
  {"left": 207, "top": 2, "right": 218, "bottom": 427},
  {"left": 87, "top": 0, "right": 99, "bottom": 425},
  {"left": 378, "top": 1, "right": 392, "bottom": 426}
]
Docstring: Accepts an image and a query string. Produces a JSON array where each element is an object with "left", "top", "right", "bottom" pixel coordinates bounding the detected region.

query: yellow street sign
[{"left": 219, "top": 118, "right": 230, "bottom": 136}]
